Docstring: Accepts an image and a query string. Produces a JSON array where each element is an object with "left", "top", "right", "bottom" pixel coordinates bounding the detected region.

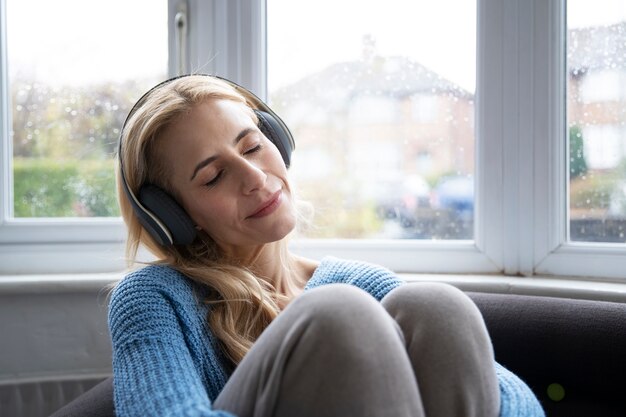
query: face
[{"left": 156, "top": 98, "right": 297, "bottom": 257}]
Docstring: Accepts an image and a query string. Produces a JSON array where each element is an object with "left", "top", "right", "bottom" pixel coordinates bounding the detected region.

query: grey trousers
[{"left": 214, "top": 283, "right": 500, "bottom": 417}]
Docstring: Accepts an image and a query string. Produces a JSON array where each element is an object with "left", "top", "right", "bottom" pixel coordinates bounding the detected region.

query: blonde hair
[{"left": 117, "top": 75, "right": 294, "bottom": 365}]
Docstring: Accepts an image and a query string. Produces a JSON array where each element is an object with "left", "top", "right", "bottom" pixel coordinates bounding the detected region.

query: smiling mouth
[{"left": 247, "top": 190, "right": 282, "bottom": 219}]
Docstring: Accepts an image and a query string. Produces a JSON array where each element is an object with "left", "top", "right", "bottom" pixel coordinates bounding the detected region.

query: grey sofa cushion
[
  {"left": 468, "top": 292, "right": 626, "bottom": 417},
  {"left": 48, "top": 377, "right": 114, "bottom": 417},
  {"left": 49, "top": 292, "right": 626, "bottom": 417}
]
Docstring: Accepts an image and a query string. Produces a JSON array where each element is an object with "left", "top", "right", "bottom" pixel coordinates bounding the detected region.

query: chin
[{"left": 267, "top": 215, "right": 297, "bottom": 242}]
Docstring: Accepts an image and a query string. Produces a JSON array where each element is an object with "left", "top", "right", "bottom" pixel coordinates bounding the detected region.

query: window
[
  {"left": 348, "top": 96, "right": 399, "bottom": 125},
  {"left": 567, "top": 0, "right": 626, "bottom": 243},
  {"left": 411, "top": 95, "right": 439, "bottom": 123},
  {"left": 0, "top": 0, "right": 168, "bottom": 272},
  {"left": 7, "top": 0, "right": 167, "bottom": 218},
  {"left": 579, "top": 70, "right": 626, "bottom": 103},
  {"left": 2, "top": 0, "right": 626, "bottom": 279},
  {"left": 267, "top": 0, "right": 476, "bottom": 241}
]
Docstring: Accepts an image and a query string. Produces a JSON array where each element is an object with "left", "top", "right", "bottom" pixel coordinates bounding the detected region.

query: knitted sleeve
[
  {"left": 108, "top": 267, "right": 236, "bottom": 417},
  {"left": 495, "top": 362, "right": 546, "bottom": 417},
  {"left": 304, "top": 256, "right": 402, "bottom": 300}
]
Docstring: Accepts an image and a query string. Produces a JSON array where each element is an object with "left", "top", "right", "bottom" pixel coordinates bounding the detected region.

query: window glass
[
  {"left": 568, "top": 0, "right": 626, "bottom": 242},
  {"left": 7, "top": 0, "right": 167, "bottom": 217},
  {"left": 267, "top": 0, "right": 476, "bottom": 239}
]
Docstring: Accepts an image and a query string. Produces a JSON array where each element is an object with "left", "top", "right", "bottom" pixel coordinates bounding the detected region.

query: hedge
[{"left": 13, "top": 158, "right": 120, "bottom": 217}]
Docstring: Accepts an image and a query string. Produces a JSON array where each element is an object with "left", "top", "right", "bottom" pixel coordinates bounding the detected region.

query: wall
[{"left": 0, "top": 275, "right": 116, "bottom": 384}]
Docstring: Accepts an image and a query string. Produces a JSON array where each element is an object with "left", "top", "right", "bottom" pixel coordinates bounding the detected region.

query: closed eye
[
  {"left": 244, "top": 144, "right": 262, "bottom": 155},
  {"left": 205, "top": 170, "right": 224, "bottom": 188},
  {"left": 204, "top": 143, "right": 261, "bottom": 188}
]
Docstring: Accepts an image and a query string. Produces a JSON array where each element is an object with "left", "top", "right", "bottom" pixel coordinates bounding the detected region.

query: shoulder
[
  {"left": 110, "top": 264, "right": 196, "bottom": 305},
  {"left": 108, "top": 264, "right": 207, "bottom": 341}
]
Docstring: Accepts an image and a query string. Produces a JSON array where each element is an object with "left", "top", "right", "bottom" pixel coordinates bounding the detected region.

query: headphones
[{"left": 118, "top": 74, "right": 295, "bottom": 246}]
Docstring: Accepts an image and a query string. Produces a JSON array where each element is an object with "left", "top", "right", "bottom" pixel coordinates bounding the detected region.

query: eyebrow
[{"left": 189, "top": 128, "right": 255, "bottom": 181}]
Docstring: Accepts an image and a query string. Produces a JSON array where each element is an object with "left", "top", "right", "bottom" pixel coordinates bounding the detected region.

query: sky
[
  {"left": 267, "top": 0, "right": 477, "bottom": 91},
  {"left": 6, "top": 0, "right": 168, "bottom": 86},
  {"left": 266, "top": 0, "right": 626, "bottom": 92},
  {"left": 6, "top": 0, "right": 626, "bottom": 93}
]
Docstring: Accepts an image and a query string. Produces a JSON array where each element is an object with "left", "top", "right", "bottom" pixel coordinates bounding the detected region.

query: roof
[{"left": 271, "top": 55, "right": 472, "bottom": 106}]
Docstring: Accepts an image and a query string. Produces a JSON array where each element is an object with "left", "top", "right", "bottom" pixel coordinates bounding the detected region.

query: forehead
[
  {"left": 159, "top": 99, "right": 254, "bottom": 144},
  {"left": 179, "top": 98, "right": 254, "bottom": 129},
  {"left": 154, "top": 99, "right": 257, "bottom": 175}
]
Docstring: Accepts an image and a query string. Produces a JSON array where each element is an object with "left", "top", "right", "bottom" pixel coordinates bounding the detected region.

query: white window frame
[
  {"left": 0, "top": 0, "right": 178, "bottom": 273},
  {"left": 1, "top": 0, "right": 626, "bottom": 279}
]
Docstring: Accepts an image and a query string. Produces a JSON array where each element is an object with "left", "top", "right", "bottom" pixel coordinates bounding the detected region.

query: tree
[{"left": 569, "top": 125, "right": 588, "bottom": 180}]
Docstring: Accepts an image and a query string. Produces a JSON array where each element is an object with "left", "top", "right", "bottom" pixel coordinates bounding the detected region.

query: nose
[{"left": 238, "top": 159, "right": 267, "bottom": 194}]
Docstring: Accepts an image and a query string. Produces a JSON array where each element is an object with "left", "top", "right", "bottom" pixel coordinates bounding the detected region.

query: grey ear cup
[
  {"left": 118, "top": 168, "right": 174, "bottom": 246},
  {"left": 119, "top": 74, "right": 295, "bottom": 246},
  {"left": 138, "top": 185, "right": 197, "bottom": 245},
  {"left": 255, "top": 109, "right": 293, "bottom": 167}
]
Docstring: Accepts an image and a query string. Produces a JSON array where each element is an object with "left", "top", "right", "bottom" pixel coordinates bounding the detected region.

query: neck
[
  {"left": 223, "top": 242, "right": 301, "bottom": 292},
  {"left": 250, "top": 243, "right": 302, "bottom": 295},
  {"left": 219, "top": 241, "right": 319, "bottom": 308},
  {"left": 253, "top": 245, "right": 322, "bottom": 308}
]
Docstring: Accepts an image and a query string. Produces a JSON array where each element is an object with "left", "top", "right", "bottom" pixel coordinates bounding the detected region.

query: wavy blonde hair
[{"left": 117, "top": 75, "right": 298, "bottom": 365}]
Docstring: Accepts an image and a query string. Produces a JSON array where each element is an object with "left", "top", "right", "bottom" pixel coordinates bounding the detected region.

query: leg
[
  {"left": 381, "top": 283, "right": 500, "bottom": 417},
  {"left": 214, "top": 284, "right": 425, "bottom": 417}
]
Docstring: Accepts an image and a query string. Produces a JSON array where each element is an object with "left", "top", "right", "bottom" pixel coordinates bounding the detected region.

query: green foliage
[
  {"left": 309, "top": 203, "right": 382, "bottom": 238},
  {"left": 569, "top": 125, "right": 588, "bottom": 180},
  {"left": 11, "top": 78, "right": 146, "bottom": 159},
  {"left": 9, "top": 76, "right": 153, "bottom": 218},
  {"left": 13, "top": 158, "right": 119, "bottom": 217},
  {"left": 616, "top": 157, "right": 626, "bottom": 177},
  {"left": 13, "top": 158, "right": 78, "bottom": 217},
  {"left": 296, "top": 182, "right": 384, "bottom": 238},
  {"left": 74, "top": 160, "right": 120, "bottom": 217},
  {"left": 570, "top": 172, "right": 617, "bottom": 210}
]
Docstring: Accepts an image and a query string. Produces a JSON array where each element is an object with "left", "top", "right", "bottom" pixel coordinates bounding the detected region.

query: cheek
[
  {"left": 263, "top": 137, "right": 286, "bottom": 166},
  {"left": 267, "top": 144, "right": 291, "bottom": 183},
  {"left": 184, "top": 193, "right": 234, "bottom": 231},
  {"left": 277, "top": 152, "right": 289, "bottom": 173}
]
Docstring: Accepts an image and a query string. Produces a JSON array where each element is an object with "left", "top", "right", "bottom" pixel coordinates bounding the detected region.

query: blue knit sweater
[{"left": 109, "top": 256, "right": 545, "bottom": 417}]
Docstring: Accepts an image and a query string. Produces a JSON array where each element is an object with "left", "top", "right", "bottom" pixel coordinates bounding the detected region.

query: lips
[{"left": 247, "top": 190, "right": 282, "bottom": 219}]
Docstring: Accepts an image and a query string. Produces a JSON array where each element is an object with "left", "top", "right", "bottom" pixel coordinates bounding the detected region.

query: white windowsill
[
  {"left": 1, "top": 271, "right": 625, "bottom": 303},
  {"left": 402, "top": 273, "right": 626, "bottom": 303}
]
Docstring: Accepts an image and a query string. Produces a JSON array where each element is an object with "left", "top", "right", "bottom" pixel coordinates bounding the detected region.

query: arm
[
  {"left": 495, "top": 363, "right": 545, "bottom": 417},
  {"left": 304, "top": 256, "right": 402, "bottom": 300},
  {"left": 108, "top": 268, "right": 236, "bottom": 417}
]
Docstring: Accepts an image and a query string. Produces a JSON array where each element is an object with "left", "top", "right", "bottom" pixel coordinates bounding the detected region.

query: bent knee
[
  {"left": 293, "top": 284, "right": 381, "bottom": 319},
  {"left": 382, "top": 282, "right": 485, "bottom": 329},
  {"left": 289, "top": 284, "right": 397, "bottom": 339}
]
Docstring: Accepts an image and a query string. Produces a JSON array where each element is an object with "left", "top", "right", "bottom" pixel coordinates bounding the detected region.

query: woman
[{"left": 111, "top": 74, "right": 544, "bottom": 417}]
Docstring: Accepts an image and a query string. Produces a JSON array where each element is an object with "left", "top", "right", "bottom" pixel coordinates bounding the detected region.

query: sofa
[{"left": 50, "top": 292, "right": 626, "bottom": 417}]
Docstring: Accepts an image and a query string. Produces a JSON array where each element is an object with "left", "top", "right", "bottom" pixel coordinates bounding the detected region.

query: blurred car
[
  {"left": 374, "top": 175, "right": 431, "bottom": 227},
  {"left": 430, "top": 175, "right": 474, "bottom": 218}
]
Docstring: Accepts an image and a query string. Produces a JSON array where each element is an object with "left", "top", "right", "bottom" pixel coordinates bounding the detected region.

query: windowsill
[
  {"left": 1, "top": 270, "right": 625, "bottom": 303},
  {"left": 0, "top": 272, "right": 124, "bottom": 294},
  {"left": 402, "top": 273, "right": 626, "bottom": 303}
]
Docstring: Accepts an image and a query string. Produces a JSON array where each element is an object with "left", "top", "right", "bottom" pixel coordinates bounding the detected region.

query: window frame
[
  {"left": 0, "top": 0, "right": 174, "bottom": 273},
  {"left": 1, "top": 0, "right": 626, "bottom": 279}
]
